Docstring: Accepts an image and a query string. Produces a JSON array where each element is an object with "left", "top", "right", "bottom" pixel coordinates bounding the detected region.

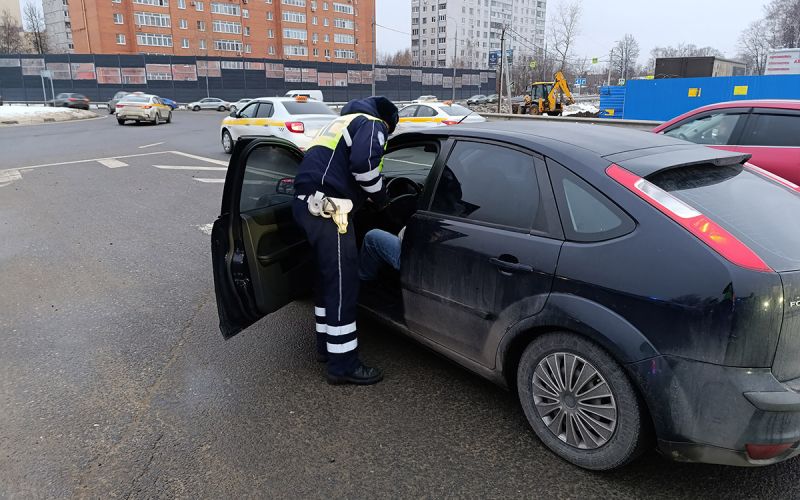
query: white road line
[
  {"left": 193, "top": 178, "right": 226, "bottom": 183},
  {"left": 97, "top": 158, "right": 128, "bottom": 169},
  {"left": 197, "top": 223, "right": 214, "bottom": 235},
  {"left": 170, "top": 151, "right": 229, "bottom": 166},
  {"left": 4, "top": 150, "right": 171, "bottom": 172},
  {"left": 139, "top": 142, "right": 165, "bottom": 149},
  {"left": 0, "top": 169, "right": 21, "bottom": 187},
  {"left": 153, "top": 165, "right": 228, "bottom": 171}
]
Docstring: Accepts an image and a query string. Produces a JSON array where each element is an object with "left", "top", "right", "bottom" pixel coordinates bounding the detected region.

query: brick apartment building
[{"left": 66, "top": 0, "right": 375, "bottom": 63}]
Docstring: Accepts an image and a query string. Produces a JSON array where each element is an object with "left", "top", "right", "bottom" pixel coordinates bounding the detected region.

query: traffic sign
[
  {"left": 575, "top": 78, "right": 587, "bottom": 86},
  {"left": 529, "top": 61, "right": 537, "bottom": 69}
]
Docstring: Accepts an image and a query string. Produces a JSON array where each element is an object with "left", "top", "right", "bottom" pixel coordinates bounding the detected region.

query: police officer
[{"left": 292, "top": 96, "right": 399, "bottom": 386}]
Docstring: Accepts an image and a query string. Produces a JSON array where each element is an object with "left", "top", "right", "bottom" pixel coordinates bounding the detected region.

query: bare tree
[
  {"left": 610, "top": 34, "right": 640, "bottom": 82},
  {"left": 548, "top": 0, "right": 582, "bottom": 72},
  {"left": 0, "top": 9, "right": 25, "bottom": 54},
  {"left": 764, "top": 0, "right": 800, "bottom": 48},
  {"left": 23, "top": 1, "right": 47, "bottom": 54},
  {"left": 738, "top": 20, "right": 772, "bottom": 75},
  {"left": 647, "top": 43, "right": 724, "bottom": 71},
  {"left": 377, "top": 48, "right": 413, "bottom": 66}
]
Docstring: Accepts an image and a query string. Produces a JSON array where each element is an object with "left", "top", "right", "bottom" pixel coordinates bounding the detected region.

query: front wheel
[
  {"left": 516, "top": 332, "right": 649, "bottom": 470},
  {"left": 166, "top": 112, "right": 172, "bottom": 124},
  {"left": 153, "top": 113, "right": 160, "bottom": 125},
  {"left": 192, "top": 105, "right": 200, "bottom": 111},
  {"left": 221, "top": 129, "right": 234, "bottom": 154},
  {"left": 117, "top": 118, "right": 125, "bottom": 125},
  {"left": 217, "top": 105, "right": 226, "bottom": 112}
]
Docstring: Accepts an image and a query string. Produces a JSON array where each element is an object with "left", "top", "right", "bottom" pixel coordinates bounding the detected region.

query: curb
[{"left": 0, "top": 113, "right": 104, "bottom": 127}]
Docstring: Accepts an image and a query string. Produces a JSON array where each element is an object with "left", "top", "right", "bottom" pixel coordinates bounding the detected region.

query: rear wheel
[
  {"left": 153, "top": 113, "right": 160, "bottom": 125},
  {"left": 516, "top": 332, "right": 649, "bottom": 470},
  {"left": 221, "top": 129, "right": 234, "bottom": 154},
  {"left": 117, "top": 118, "right": 125, "bottom": 125},
  {"left": 192, "top": 105, "right": 200, "bottom": 111},
  {"left": 217, "top": 105, "right": 226, "bottom": 112},
  {"left": 166, "top": 112, "right": 172, "bottom": 124}
]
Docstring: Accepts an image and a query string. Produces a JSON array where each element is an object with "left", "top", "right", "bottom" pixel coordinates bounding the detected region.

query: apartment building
[
  {"left": 411, "top": 0, "right": 546, "bottom": 69},
  {"left": 43, "top": 0, "right": 75, "bottom": 52},
  {"left": 0, "top": 0, "right": 22, "bottom": 24},
  {"left": 67, "top": 0, "right": 374, "bottom": 63}
]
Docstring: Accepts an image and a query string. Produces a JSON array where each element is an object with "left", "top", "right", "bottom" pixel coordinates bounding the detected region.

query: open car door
[{"left": 211, "top": 137, "right": 312, "bottom": 338}]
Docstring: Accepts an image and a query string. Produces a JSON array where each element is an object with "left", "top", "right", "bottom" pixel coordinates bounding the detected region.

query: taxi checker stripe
[
  {"left": 327, "top": 339, "right": 357, "bottom": 353},
  {"left": 327, "top": 322, "right": 356, "bottom": 336}
]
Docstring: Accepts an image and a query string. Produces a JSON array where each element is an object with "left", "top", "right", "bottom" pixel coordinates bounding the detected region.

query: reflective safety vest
[{"left": 309, "top": 113, "right": 389, "bottom": 170}]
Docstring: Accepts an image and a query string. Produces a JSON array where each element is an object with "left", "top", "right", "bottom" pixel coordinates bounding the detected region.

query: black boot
[{"left": 327, "top": 364, "right": 384, "bottom": 386}]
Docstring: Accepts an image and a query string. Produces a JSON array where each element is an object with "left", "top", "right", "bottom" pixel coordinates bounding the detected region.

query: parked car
[
  {"left": 230, "top": 98, "right": 253, "bottom": 113},
  {"left": 413, "top": 95, "right": 438, "bottom": 103},
  {"left": 219, "top": 96, "right": 337, "bottom": 153},
  {"left": 486, "top": 94, "right": 499, "bottom": 103},
  {"left": 210, "top": 121, "right": 800, "bottom": 470},
  {"left": 466, "top": 94, "right": 488, "bottom": 105},
  {"left": 107, "top": 91, "right": 131, "bottom": 114},
  {"left": 395, "top": 102, "right": 486, "bottom": 134},
  {"left": 115, "top": 93, "right": 172, "bottom": 125},
  {"left": 188, "top": 97, "right": 230, "bottom": 112},
  {"left": 653, "top": 100, "right": 800, "bottom": 184},
  {"left": 51, "top": 93, "right": 90, "bottom": 110},
  {"left": 285, "top": 90, "right": 324, "bottom": 102}
]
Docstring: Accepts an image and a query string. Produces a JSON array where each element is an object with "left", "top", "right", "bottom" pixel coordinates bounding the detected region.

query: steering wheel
[
  {"left": 381, "top": 177, "right": 422, "bottom": 230},
  {"left": 386, "top": 176, "right": 422, "bottom": 201}
]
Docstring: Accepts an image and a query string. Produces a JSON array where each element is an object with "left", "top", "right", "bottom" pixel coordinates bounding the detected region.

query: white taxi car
[
  {"left": 220, "top": 97, "right": 338, "bottom": 153},
  {"left": 395, "top": 101, "right": 486, "bottom": 134},
  {"left": 115, "top": 93, "right": 172, "bottom": 125}
]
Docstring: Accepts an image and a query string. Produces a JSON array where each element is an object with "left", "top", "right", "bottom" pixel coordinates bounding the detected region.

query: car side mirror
[
  {"left": 229, "top": 110, "right": 238, "bottom": 117},
  {"left": 276, "top": 178, "right": 295, "bottom": 195}
]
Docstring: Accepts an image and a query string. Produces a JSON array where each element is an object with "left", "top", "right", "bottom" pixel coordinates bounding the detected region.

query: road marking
[
  {"left": 170, "top": 151, "right": 229, "bottom": 166},
  {"left": 193, "top": 178, "right": 225, "bottom": 183},
  {"left": 139, "top": 141, "right": 165, "bottom": 149},
  {"left": 153, "top": 165, "right": 228, "bottom": 171},
  {"left": 0, "top": 169, "right": 21, "bottom": 187},
  {"left": 97, "top": 158, "right": 128, "bottom": 169},
  {"left": 197, "top": 223, "right": 214, "bottom": 235},
  {"left": 5, "top": 151, "right": 170, "bottom": 171}
]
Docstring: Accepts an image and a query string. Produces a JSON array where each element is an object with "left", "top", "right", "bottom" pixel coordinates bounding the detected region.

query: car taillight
[
  {"left": 442, "top": 120, "right": 460, "bottom": 125},
  {"left": 745, "top": 162, "right": 800, "bottom": 193},
  {"left": 116, "top": 104, "right": 124, "bottom": 108},
  {"left": 746, "top": 443, "right": 795, "bottom": 460},
  {"left": 285, "top": 121, "right": 305, "bottom": 133},
  {"left": 606, "top": 163, "right": 772, "bottom": 273},
  {"left": 68, "top": 97, "right": 77, "bottom": 101},
  {"left": 142, "top": 105, "right": 152, "bottom": 109}
]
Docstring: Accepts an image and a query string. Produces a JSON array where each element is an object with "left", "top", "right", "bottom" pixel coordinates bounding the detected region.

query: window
[
  {"left": 334, "top": 48, "right": 353, "bottom": 59},
  {"left": 197, "top": 20, "right": 205, "bottom": 30},
  {"left": 283, "top": 28, "right": 307, "bottom": 40},
  {"left": 113, "top": 13, "right": 123, "bottom": 23},
  {"left": 283, "top": 11, "right": 306, "bottom": 23},
  {"left": 416, "top": 106, "right": 437, "bottom": 117},
  {"left": 548, "top": 159, "right": 634, "bottom": 242},
  {"left": 398, "top": 105, "right": 418, "bottom": 118},
  {"left": 740, "top": 112, "right": 800, "bottom": 147},
  {"left": 244, "top": 26, "right": 250, "bottom": 36},
  {"left": 282, "top": 100, "right": 335, "bottom": 115},
  {"left": 312, "top": 32, "right": 318, "bottom": 42},
  {"left": 116, "top": 33, "right": 126, "bottom": 44},
  {"left": 211, "top": 1, "right": 239, "bottom": 14},
  {"left": 312, "top": 48, "right": 318, "bottom": 56},
  {"left": 177, "top": 0, "right": 185, "bottom": 8},
  {"left": 213, "top": 20, "right": 242, "bottom": 33},
  {"left": 240, "top": 145, "right": 300, "bottom": 212},
  {"left": 267, "top": 11, "right": 273, "bottom": 20},
  {"left": 244, "top": 43, "right": 251, "bottom": 53},
  {"left": 214, "top": 39, "right": 243, "bottom": 51},
  {"left": 136, "top": 33, "right": 172, "bottom": 46},
  {"left": 664, "top": 112, "right": 745, "bottom": 146},
  {"left": 268, "top": 45, "right": 275, "bottom": 55},
  {"left": 323, "top": 17, "right": 328, "bottom": 26},
  {"left": 281, "top": 0, "right": 305, "bottom": 5},
  {"left": 312, "top": 16, "right": 317, "bottom": 25},
  {"left": 382, "top": 144, "right": 440, "bottom": 184},
  {"left": 323, "top": 1, "right": 327, "bottom": 9},
  {"left": 332, "top": 2, "right": 352, "bottom": 14},
  {"left": 242, "top": 8, "right": 248, "bottom": 17},
  {"left": 179, "top": 18, "right": 187, "bottom": 28},
  {"left": 431, "top": 141, "right": 542, "bottom": 230},
  {"left": 195, "top": 0, "right": 203, "bottom": 10},
  {"left": 255, "top": 102, "right": 273, "bottom": 118},
  {"left": 333, "top": 17, "right": 353, "bottom": 29},
  {"left": 133, "top": 0, "right": 167, "bottom": 6},
  {"left": 268, "top": 28, "right": 274, "bottom": 38},
  {"left": 199, "top": 39, "right": 206, "bottom": 49},
  {"left": 181, "top": 38, "right": 189, "bottom": 48},
  {"left": 323, "top": 34, "right": 329, "bottom": 42},
  {"left": 284, "top": 44, "right": 308, "bottom": 56},
  {"left": 333, "top": 33, "right": 354, "bottom": 44},
  {"left": 239, "top": 102, "right": 259, "bottom": 118},
  {"left": 134, "top": 12, "right": 170, "bottom": 27}
]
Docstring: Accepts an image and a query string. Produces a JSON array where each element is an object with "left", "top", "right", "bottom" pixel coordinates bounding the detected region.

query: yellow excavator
[{"left": 516, "top": 71, "right": 575, "bottom": 116}]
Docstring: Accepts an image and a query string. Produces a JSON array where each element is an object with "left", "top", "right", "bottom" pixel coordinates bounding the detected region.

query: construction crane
[{"left": 516, "top": 71, "right": 575, "bottom": 116}]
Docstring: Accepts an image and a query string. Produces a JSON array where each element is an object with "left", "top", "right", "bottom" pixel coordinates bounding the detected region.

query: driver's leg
[{"left": 359, "top": 229, "right": 401, "bottom": 281}]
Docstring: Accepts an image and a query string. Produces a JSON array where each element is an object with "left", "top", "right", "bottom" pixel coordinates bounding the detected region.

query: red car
[{"left": 653, "top": 100, "right": 800, "bottom": 184}]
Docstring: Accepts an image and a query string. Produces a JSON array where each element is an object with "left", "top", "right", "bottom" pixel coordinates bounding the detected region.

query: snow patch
[
  {"left": 563, "top": 101, "right": 601, "bottom": 117},
  {"left": 0, "top": 106, "right": 96, "bottom": 125}
]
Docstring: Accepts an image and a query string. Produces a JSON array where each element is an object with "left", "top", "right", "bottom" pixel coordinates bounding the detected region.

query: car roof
[
  {"left": 121, "top": 93, "right": 156, "bottom": 99},
  {"left": 690, "top": 99, "right": 800, "bottom": 111}
]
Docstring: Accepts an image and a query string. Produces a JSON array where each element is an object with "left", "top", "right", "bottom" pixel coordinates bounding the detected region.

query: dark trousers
[{"left": 292, "top": 198, "right": 360, "bottom": 376}]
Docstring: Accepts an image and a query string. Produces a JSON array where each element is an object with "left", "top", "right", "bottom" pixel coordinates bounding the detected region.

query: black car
[
  {"left": 52, "top": 93, "right": 90, "bottom": 110},
  {"left": 211, "top": 122, "right": 800, "bottom": 470}
]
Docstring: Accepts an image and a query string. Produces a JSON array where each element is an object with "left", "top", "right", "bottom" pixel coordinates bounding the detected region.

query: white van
[{"left": 285, "top": 90, "right": 324, "bottom": 102}]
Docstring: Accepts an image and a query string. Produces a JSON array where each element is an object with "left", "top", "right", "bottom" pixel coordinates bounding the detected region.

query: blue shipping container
[{"left": 599, "top": 86, "right": 626, "bottom": 119}]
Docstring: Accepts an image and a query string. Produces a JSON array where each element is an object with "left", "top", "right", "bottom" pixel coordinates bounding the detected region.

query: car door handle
[{"left": 489, "top": 257, "right": 534, "bottom": 274}]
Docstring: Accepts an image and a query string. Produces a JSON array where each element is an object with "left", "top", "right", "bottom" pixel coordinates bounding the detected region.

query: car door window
[
  {"left": 239, "top": 102, "right": 259, "bottom": 118},
  {"left": 664, "top": 112, "right": 745, "bottom": 145},
  {"left": 416, "top": 106, "right": 437, "bottom": 118},
  {"left": 739, "top": 112, "right": 800, "bottom": 147},
  {"left": 430, "top": 141, "right": 542, "bottom": 231},
  {"left": 398, "top": 106, "right": 418, "bottom": 118},
  {"left": 547, "top": 159, "right": 635, "bottom": 242},
  {"left": 255, "top": 102, "right": 274, "bottom": 118},
  {"left": 382, "top": 142, "right": 439, "bottom": 185},
  {"left": 240, "top": 145, "right": 300, "bottom": 212}
]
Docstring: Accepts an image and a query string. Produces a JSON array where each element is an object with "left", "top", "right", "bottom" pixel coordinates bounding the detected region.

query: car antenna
[{"left": 456, "top": 110, "right": 475, "bottom": 125}]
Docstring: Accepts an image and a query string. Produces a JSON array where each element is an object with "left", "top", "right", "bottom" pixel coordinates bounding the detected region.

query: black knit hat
[{"left": 372, "top": 96, "right": 399, "bottom": 134}]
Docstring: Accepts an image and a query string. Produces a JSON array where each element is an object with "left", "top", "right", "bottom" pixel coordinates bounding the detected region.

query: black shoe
[
  {"left": 327, "top": 365, "right": 384, "bottom": 386},
  {"left": 316, "top": 352, "right": 328, "bottom": 363}
]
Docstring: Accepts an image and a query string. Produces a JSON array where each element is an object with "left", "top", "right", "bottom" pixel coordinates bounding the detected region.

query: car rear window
[
  {"left": 439, "top": 104, "right": 471, "bottom": 116},
  {"left": 649, "top": 164, "right": 800, "bottom": 272},
  {"left": 120, "top": 96, "right": 149, "bottom": 103},
  {"left": 282, "top": 101, "right": 336, "bottom": 115}
]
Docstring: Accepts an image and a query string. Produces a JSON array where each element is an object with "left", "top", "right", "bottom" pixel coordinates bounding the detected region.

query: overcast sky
[{"left": 376, "top": 0, "right": 769, "bottom": 65}]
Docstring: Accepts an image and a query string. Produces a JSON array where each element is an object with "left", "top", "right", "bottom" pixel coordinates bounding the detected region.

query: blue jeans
[{"left": 359, "top": 229, "right": 401, "bottom": 281}]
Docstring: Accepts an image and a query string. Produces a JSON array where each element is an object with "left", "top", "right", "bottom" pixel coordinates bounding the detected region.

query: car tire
[
  {"left": 221, "top": 129, "right": 234, "bottom": 154},
  {"left": 117, "top": 118, "right": 125, "bottom": 125},
  {"left": 217, "top": 105, "right": 226, "bottom": 112},
  {"left": 192, "top": 105, "right": 200, "bottom": 111},
  {"left": 108, "top": 107, "right": 114, "bottom": 114},
  {"left": 166, "top": 112, "right": 172, "bottom": 124},
  {"left": 153, "top": 113, "right": 160, "bottom": 125},
  {"left": 516, "top": 332, "right": 649, "bottom": 471}
]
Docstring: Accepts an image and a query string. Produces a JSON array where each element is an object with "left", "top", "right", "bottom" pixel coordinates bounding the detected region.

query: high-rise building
[
  {"left": 43, "top": 0, "right": 75, "bottom": 52},
  {"left": 65, "top": 0, "right": 374, "bottom": 63},
  {"left": 0, "top": 0, "right": 23, "bottom": 25},
  {"left": 411, "top": 0, "right": 546, "bottom": 69}
]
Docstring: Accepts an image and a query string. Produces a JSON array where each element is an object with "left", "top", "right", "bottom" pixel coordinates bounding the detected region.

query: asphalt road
[{"left": 2, "top": 111, "right": 800, "bottom": 499}]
